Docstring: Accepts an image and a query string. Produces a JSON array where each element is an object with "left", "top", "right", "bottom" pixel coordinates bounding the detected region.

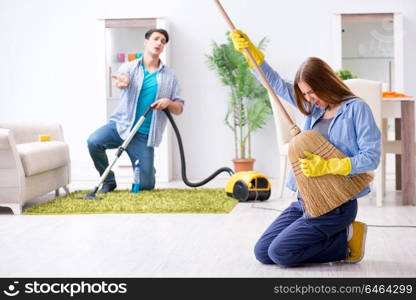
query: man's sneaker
[
  {"left": 99, "top": 183, "right": 117, "bottom": 194},
  {"left": 345, "top": 221, "right": 367, "bottom": 263}
]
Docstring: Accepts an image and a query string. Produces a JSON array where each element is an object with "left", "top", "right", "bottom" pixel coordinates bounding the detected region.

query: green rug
[{"left": 24, "top": 188, "right": 238, "bottom": 215}]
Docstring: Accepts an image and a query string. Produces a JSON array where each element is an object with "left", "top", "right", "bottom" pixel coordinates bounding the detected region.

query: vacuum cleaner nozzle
[{"left": 78, "top": 187, "right": 102, "bottom": 200}]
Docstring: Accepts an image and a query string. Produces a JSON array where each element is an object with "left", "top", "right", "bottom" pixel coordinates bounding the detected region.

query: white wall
[{"left": 1, "top": 0, "right": 415, "bottom": 184}]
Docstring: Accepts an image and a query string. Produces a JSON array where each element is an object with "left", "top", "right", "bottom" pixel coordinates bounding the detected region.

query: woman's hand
[
  {"left": 230, "top": 29, "right": 265, "bottom": 68},
  {"left": 299, "top": 151, "right": 352, "bottom": 177}
]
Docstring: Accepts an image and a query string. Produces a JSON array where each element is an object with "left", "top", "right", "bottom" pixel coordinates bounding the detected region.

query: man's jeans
[{"left": 87, "top": 121, "right": 155, "bottom": 190}]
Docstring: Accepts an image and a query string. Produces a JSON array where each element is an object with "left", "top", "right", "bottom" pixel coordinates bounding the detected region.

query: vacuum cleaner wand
[
  {"left": 80, "top": 103, "right": 234, "bottom": 200},
  {"left": 79, "top": 105, "right": 155, "bottom": 200}
]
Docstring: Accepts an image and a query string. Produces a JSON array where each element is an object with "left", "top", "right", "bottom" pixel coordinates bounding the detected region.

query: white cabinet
[
  {"left": 104, "top": 18, "right": 172, "bottom": 184},
  {"left": 332, "top": 13, "right": 404, "bottom": 92}
]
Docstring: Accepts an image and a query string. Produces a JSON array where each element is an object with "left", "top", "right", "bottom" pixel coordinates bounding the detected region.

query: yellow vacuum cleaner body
[{"left": 225, "top": 171, "right": 271, "bottom": 202}]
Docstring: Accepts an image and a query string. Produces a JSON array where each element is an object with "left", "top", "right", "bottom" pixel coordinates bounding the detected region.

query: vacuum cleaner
[{"left": 80, "top": 104, "right": 271, "bottom": 202}]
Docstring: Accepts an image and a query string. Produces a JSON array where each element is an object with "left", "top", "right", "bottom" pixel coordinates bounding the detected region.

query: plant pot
[{"left": 232, "top": 158, "right": 256, "bottom": 173}]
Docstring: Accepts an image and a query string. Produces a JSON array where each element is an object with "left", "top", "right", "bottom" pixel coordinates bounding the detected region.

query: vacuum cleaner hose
[{"left": 163, "top": 109, "right": 234, "bottom": 187}]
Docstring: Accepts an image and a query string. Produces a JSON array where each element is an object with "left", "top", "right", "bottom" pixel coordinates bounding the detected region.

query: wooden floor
[{"left": 0, "top": 177, "right": 416, "bottom": 277}]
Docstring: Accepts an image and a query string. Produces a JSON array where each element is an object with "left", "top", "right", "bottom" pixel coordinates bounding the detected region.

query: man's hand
[
  {"left": 152, "top": 98, "right": 172, "bottom": 110},
  {"left": 111, "top": 74, "right": 130, "bottom": 89},
  {"left": 152, "top": 98, "right": 183, "bottom": 115}
]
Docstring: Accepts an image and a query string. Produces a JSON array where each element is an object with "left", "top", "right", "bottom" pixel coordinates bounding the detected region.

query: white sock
[{"left": 347, "top": 223, "right": 353, "bottom": 242}]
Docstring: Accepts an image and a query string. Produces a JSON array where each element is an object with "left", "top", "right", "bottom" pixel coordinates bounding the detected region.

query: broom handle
[{"left": 213, "top": 0, "right": 301, "bottom": 137}]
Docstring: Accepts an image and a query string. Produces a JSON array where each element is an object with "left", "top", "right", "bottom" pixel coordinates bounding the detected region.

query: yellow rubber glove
[
  {"left": 299, "top": 151, "right": 352, "bottom": 177},
  {"left": 230, "top": 29, "right": 265, "bottom": 68}
]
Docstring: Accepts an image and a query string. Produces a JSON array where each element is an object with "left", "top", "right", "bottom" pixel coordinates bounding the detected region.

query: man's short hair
[{"left": 145, "top": 28, "right": 169, "bottom": 43}]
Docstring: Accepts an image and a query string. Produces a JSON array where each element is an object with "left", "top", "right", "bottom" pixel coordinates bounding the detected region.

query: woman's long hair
[{"left": 294, "top": 57, "right": 356, "bottom": 115}]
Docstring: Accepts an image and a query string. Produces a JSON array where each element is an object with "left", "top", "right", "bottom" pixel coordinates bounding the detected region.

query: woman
[{"left": 231, "top": 30, "right": 380, "bottom": 266}]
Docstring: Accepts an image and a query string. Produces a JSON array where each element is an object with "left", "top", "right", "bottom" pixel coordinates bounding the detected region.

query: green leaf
[
  {"left": 205, "top": 32, "right": 272, "bottom": 158},
  {"left": 247, "top": 100, "right": 272, "bottom": 132},
  {"left": 336, "top": 68, "right": 357, "bottom": 80}
]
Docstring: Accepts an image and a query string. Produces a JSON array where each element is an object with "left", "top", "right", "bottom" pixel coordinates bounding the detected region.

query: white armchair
[
  {"left": 269, "top": 93, "right": 296, "bottom": 199},
  {"left": 0, "top": 123, "right": 71, "bottom": 214},
  {"left": 344, "top": 79, "right": 387, "bottom": 207}
]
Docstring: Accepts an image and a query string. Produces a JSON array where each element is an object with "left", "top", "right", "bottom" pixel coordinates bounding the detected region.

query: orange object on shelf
[
  {"left": 382, "top": 91, "right": 412, "bottom": 98},
  {"left": 128, "top": 53, "right": 137, "bottom": 61}
]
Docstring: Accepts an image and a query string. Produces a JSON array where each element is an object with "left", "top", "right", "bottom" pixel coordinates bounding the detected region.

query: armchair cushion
[{"left": 16, "top": 141, "right": 70, "bottom": 176}]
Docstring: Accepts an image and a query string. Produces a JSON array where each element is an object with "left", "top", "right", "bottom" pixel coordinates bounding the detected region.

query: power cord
[
  {"left": 250, "top": 201, "right": 416, "bottom": 228},
  {"left": 250, "top": 191, "right": 285, "bottom": 212},
  {"left": 367, "top": 224, "right": 416, "bottom": 228},
  {"left": 251, "top": 202, "right": 284, "bottom": 212}
]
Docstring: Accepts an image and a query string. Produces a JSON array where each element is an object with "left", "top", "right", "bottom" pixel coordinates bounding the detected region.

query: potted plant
[
  {"left": 336, "top": 68, "right": 357, "bottom": 80},
  {"left": 206, "top": 33, "right": 272, "bottom": 172}
]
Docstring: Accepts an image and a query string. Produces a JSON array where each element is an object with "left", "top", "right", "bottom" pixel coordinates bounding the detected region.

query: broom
[{"left": 213, "top": 0, "right": 373, "bottom": 217}]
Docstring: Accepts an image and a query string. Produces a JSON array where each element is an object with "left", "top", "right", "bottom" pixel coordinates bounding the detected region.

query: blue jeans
[
  {"left": 87, "top": 121, "right": 155, "bottom": 190},
  {"left": 254, "top": 199, "right": 357, "bottom": 267}
]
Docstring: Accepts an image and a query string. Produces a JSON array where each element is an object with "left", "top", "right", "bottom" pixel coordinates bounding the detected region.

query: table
[{"left": 382, "top": 97, "right": 415, "bottom": 205}]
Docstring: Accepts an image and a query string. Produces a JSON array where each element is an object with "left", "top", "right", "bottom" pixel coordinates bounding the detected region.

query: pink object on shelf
[{"left": 116, "top": 53, "right": 125, "bottom": 62}]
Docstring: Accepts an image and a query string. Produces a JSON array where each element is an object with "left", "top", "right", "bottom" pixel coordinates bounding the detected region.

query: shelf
[
  {"left": 342, "top": 57, "right": 394, "bottom": 60},
  {"left": 382, "top": 97, "right": 415, "bottom": 101}
]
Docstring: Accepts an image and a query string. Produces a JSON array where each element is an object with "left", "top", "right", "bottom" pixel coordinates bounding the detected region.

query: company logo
[
  {"left": 3, "top": 280, "right": 127, "bottom": 297},
  {"left": 3, "top": 281, "right": 20, "bottom": 297}
]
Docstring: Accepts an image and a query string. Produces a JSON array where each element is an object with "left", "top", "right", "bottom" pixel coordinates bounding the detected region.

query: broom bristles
[{"left": 288, "top": 130, "right": 373, "bottom": 217}]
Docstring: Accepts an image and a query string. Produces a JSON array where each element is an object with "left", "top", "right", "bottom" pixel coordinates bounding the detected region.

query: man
[{"left": 87, "top": 28, "right": 184, "bottom": 193}]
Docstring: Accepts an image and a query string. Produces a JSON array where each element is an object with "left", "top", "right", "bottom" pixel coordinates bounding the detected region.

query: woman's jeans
[
  {"left": 87, "top": 121, "right": 155, "bottom": 190},
  {"left": 254, "top": 199, "right": 357, "bottom": 267}
]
